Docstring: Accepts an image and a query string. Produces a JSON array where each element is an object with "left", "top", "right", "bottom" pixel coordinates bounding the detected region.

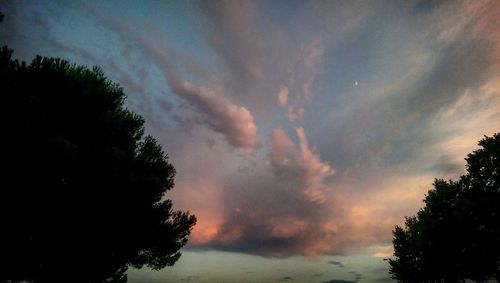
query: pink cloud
[
  {"left": 276, "top": 40, "right": 324, "bottom": 123},
  {"left": 165, "top": 72, "right": 259, "bottom": 150},
  {"left": 302, "top": 39, "right": 324, "bottom": 101},
  {"left": 277, "top": 85, "right": 289, "bottom": 108},
  {"left": 270, "top": 127, "right": 334, "bottom": 203}
]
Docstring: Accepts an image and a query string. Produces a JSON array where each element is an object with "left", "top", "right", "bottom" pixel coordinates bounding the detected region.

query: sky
[{"left": 1, "top": 0, "right": 500, "bottom": 282}]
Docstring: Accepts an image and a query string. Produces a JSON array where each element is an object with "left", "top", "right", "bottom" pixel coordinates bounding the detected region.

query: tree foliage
[
  {"left": 389, "top": 134, "right": 500, "bottom": 282},
  {"left": 0, "top": 47, "right": 196, "bottom": 282}
]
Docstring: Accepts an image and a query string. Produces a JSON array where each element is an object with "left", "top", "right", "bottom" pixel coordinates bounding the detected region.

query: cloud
[
  {"left": 328, "top": 260, "right": 344, "bottom": 268},
  {"left": 180, "top": 275, "right": 201, "bottom": 282},
  {"left": 158, "top": 99, "right": 173, "bottom": 112},
  {"left": 186, "top": 127, "right": 341, "bottom": 257},
  {"left": 302, "top": 39, "right": 324, "bottom": 101},
  {"left": 197, "top": 0, "right": 303, "bottom": 119},
  {"left": 278, "top": 86, "right": 289, "bottom": 108},
  {"left": 412, "top": 0, "right": 449, "bottom": 15},
  {"left": 165, "top": 72, "right": 259, "bottom": 150},
  {"left": 197, "top": 0, "right": 278, "bottom": 114},
  {"left": 200, "top": 0, "right": 264, "bottom": 83},
  {"left": 190, "top": 181, "right": 336, "bottom": 257},
  {"left": 270, "top": 127, "right": 335, "bottom": 203},
  {"left": 56, "top": 2, "right": 500, "bottom": 279},
  {"left": 276, "top": 85, "right": 305, "bottom": 122},
  {"left": 348, "top": 271, "right": 363, "bottom": 281},
  {"left": 275, "top": 38, "right": 325, "bottom": 124},
  {"left": 8, "top": 1, "right": 499, "bottom": 274},
  {"left": 314, "top": 0, "right": 500, "bottom": 176},
  {"left": 286, "top": 106, "right": 305, "bottom": 123},
  {"left": 321, "top": 271, "right": 364, "bottom": 283},
  {"left": 185, "top": 130, "right": 420, "bottom": 259},
  {"left": 65, "top": 1, "right": 265, "bottom": 151},
  {"left": 277, "top": 85, "right": 304, "bottom": 123}
]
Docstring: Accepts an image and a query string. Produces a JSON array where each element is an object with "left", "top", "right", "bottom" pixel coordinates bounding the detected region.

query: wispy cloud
[
  {"left": 302, "top": 39, "right": 324, "bottom": 101},
  {"left": 3, "top": 2, "right": 500, "bottom": 281},
  {"left": 200, "top": 0, "right": 264, "bottom": 83},
  {"left": 186, "top": 0, "right": 500, "bottom": 259}
]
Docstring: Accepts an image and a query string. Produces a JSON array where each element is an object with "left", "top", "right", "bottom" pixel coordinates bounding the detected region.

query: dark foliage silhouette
[
  {"left": 389, "top": 134, "right": 500, "bottom": 282},
  {"left": 0, "top": 47, "right": 196, "bottom": 282}
]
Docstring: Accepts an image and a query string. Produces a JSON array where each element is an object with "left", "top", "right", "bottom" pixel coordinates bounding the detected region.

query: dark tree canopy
[
  {"left": 0, "top": 47, "right": 196, "bottom": 282},
  {"left": 389, "top": 134, "right": 500, "bottom": 282}
]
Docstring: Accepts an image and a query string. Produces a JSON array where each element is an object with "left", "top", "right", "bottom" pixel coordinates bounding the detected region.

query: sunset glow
[{"left": 2, "top": 0, "right": 500, "bottom": 282}]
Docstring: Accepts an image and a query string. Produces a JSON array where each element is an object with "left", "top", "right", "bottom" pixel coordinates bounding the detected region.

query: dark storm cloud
[{"left": 199, "top": 171, "right": 333, "bottom": 256}]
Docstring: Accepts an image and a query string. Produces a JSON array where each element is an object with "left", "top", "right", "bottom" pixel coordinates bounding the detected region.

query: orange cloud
[{"left": 190, "top": 215, "right": 221, "bottom": 245}]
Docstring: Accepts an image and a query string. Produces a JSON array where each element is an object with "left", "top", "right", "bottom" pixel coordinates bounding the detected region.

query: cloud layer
[{"left": 3, "top": 0, "right": 500, "bottom": 274}]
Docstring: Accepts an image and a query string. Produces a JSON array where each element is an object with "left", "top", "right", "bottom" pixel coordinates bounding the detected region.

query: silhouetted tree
[
  {"left": 0, "top": 47, "right": 196, "bottom": 282},
  {"left": 389, "top": 134, "right": 500, "bottom": 282}
]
